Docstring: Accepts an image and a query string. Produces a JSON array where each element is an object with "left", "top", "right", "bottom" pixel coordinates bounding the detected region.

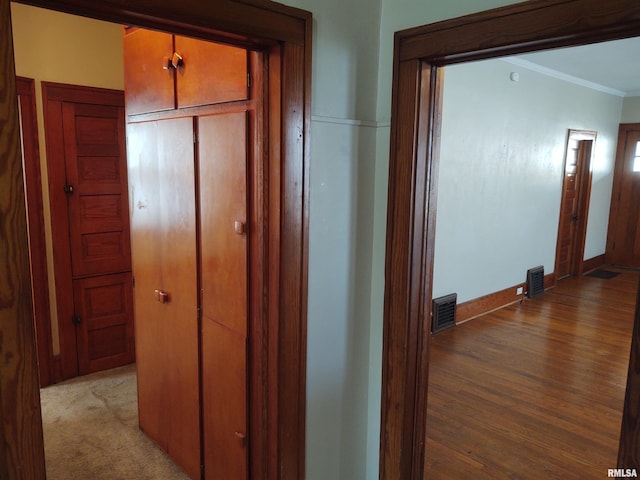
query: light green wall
[{"left": 622, "top": 97, "right": 640, "bottom": 123}]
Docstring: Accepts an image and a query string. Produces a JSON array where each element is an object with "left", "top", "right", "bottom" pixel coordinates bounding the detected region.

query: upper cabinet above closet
[{"left": 123, "top": 28, "right": 248, "bottom": 116}]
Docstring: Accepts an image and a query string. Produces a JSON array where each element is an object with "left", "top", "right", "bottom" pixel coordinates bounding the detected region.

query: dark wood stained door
[
  {"left": 199, "top": 112, "right": 249, "bottom": 480},
  {"left": 63, "top": 103, "right": 132, "bottom": 277},
  {"left": 556, "top": 135, "right": 593, "bottom": 279},
  {"left": 44, "top": 83, "right": 134, "bottom": 380},
  {"left": 128, "top": 117, "right": 200, "bottom": 480},
  {"left": 608, "top": 125, "right": 640, "bottom": 266}
]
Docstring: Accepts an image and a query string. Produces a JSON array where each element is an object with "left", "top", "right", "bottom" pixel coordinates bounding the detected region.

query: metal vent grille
[
  {"left": 526, "top": 266, "right": 545, "bottom": 298},
  {"left": 432, "top": 293, "right": 457, "bottom": 333}
]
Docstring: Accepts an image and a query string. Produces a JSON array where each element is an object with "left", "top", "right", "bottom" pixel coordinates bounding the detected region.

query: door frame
[
  {"left": 554, "top": 129, "right": 595, "bottom": 279},
  {"left": 2, "top": 1, "right": 311, "bottom": 478},
  {"left": 382, "top": 0, "right": 640, "bottom": 478},
  {"left": 16, "top": 76, "right": 54, "bottom": 388}
]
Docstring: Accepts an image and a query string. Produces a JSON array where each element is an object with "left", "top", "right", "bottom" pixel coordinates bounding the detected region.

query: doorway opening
[
  {"left": 4, "top": 1, "right": 311, "bottom": 479},
  {"left": 555, "top": 129, "right": 596, "bottom": 279},
  {"left": 381, "top": 1, "right": 640, "bottom": 479}
]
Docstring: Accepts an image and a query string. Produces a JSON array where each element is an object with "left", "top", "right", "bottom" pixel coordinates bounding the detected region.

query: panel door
[
  {"left": 127, "top": 117, "right": 200, "bottom": 480},
  {"left": 73, "top": 272, "right": 134, "bottom": 374},
  {"left": 175, "top": 36, "right": 248, "bottom": 109},
  {"left": 608, "top": 127, "right": 640, "bottom": 266},
  {"left": 47, "top": 88, "right": 135, "bottom": 381},
  {"left": 556, "top": 139, "right": 592, "bottom": 278},
  {"left": 123, "top": 28, "right": 175, "bottom": 115},
  {"left": 63, "top": 103, "right": 132, "bottom": 277},
  {"left": 198, "top": 112, "right": 249, "bottom": 480}
]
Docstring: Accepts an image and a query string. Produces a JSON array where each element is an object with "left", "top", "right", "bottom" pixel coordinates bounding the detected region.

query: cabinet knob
[
  {"left": 154, "top": 289, "right": 170, "bottom": 304},
  {"left": 234, "top": 431, "right": 247, "bottom": 447},
  {"left": 234, "top": 221, "right": 246, "bottom": 235}
]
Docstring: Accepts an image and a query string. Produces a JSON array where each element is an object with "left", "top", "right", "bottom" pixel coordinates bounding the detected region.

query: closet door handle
[
  {"left": 234, "top": 431, "right": 247, "bottom": 447},
  {"left": 155, "top": 289, "right": 170, "bottom": 304}
]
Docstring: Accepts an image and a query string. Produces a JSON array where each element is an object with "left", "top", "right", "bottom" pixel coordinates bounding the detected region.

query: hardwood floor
[{"left": 425, "top": 267, "right": 639, "bottom": 479}]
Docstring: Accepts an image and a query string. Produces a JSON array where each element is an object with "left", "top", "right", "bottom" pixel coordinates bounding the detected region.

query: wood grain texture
[
  {"left": 380, "top": 58, "right": 423, "bottom": 480},
  {"left": 16, "top": 76, "right": 53, "bottom": 388},
  {"left": 385, "top": 1, "right": 640, "bottom": 479},
  {"left": 128, "top": 117, "right": 200, "bottom": 480},
  {"left": 0, "top": 0, "right": 46, "bottom": 476},
  {"left": 619, "top": 273, "right": 640, "bottom": 469},
  {"left": 398, "top": 0, "right": 640, "bottom": 63},
  {"left": 427, "top": 269, "right": 637, "bottom": 478},
  {"left": 16, "top": 0, "right": 307, "bottom": 45}
]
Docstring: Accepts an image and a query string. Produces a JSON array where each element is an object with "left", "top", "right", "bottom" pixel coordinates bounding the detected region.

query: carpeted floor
[{"left": 40, "top": 364, "right": 190, "bottom": 480}]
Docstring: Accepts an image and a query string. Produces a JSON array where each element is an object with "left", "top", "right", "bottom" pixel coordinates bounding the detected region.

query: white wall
[
  {"left": 433, "top": 59, "right": 622, "bottom": 302},
  {"left": 622, "top": 96, "right": 640, "bottom": 123}
]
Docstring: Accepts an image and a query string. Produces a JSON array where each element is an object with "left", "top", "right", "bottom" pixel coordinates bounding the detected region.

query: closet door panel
[
  {"left": 128, "top": 117, "right": 200, "bottom": 480},
  {"left": 175, "top": 36, "right": 248, "bottom": 109},
  {"left": 123, "top": 29, "right": 175, "bottom": 115},
  {"left": 198, "top": 112, "right": 248, "bottom": 480}
]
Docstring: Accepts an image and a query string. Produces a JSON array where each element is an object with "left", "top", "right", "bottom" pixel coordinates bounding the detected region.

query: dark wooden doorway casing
[
  {"left": 1, "top": 1, "right": 311, "bottom": 478},
  {"left": 16, "top": 76, "right": 54, "bottom": 388},
  {"left": 554, "top": 130, "right": 595, "bottom": 279},
  {"left": 382, "top": 1, "right": 640, "bottom": 479}
]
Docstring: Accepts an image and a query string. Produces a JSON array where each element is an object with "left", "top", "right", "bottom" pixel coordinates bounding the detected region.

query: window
[{"left": 633, "top": 141, "right": 640, "bottom": 172}]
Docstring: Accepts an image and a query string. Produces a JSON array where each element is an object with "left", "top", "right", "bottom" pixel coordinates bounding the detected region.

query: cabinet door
[
  {"left": 127, "top": 117, "right": 200, "bottom": 479},
  {"left": 175, "top": 36, "right": 248, "bottom": 109},
  {"left": 123, "top": 29, "right": 175, "bottom": 115},
  {"left": 198, "top": 112, "right": 248, "bottom": 480}
]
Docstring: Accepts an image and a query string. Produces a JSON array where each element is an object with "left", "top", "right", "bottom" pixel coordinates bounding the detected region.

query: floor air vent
[
  {"left": 526, "top": 266, "right": 545, "bottom": 298},
  {"left": 432, "top": 293, "right": 457, "bottom": 333}
]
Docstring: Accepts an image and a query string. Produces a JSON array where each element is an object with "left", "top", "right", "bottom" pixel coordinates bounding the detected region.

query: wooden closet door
[
  {"left": 198, "top": 112, "right": 249, "bottom": 480},
  {"left": 127, "top": 117, "right": 200, "bottom": 480}
]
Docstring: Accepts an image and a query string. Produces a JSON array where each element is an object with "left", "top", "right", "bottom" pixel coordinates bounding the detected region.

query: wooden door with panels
[
  {"left": 555, "top": 130, "right": 594, "bottom": 279},
  {"left": 607, "top": 124, "right": 640, "bottom": 266},
  {"left": 44, "top": 83, "right": 135, "bottom": 381}
]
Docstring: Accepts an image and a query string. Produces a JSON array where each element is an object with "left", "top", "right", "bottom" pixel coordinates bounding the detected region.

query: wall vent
[
  {"left": 526, "top": 266, "right": 545, "bottom": 298},
  {"left": 432, "top": 293, "right": 457, "bottom": 334}
]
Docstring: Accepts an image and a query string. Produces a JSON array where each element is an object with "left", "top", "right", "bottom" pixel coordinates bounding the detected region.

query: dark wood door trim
[
  {"left": 4, "top": 2, "right": 311, "bottom": 479},
  {"left": 384, "top": 1, "right": 640, "bottom": 478},
  {"left": 0, "top": 0, "right": 47, "bottom": 473},
  {"left": 16, "top": 76, "right": 54, "bottom": 388}
]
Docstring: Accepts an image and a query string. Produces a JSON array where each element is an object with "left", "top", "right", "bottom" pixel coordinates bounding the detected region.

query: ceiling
[{"left": 509, "top": 36, "right": 640, "bottom": 97}]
